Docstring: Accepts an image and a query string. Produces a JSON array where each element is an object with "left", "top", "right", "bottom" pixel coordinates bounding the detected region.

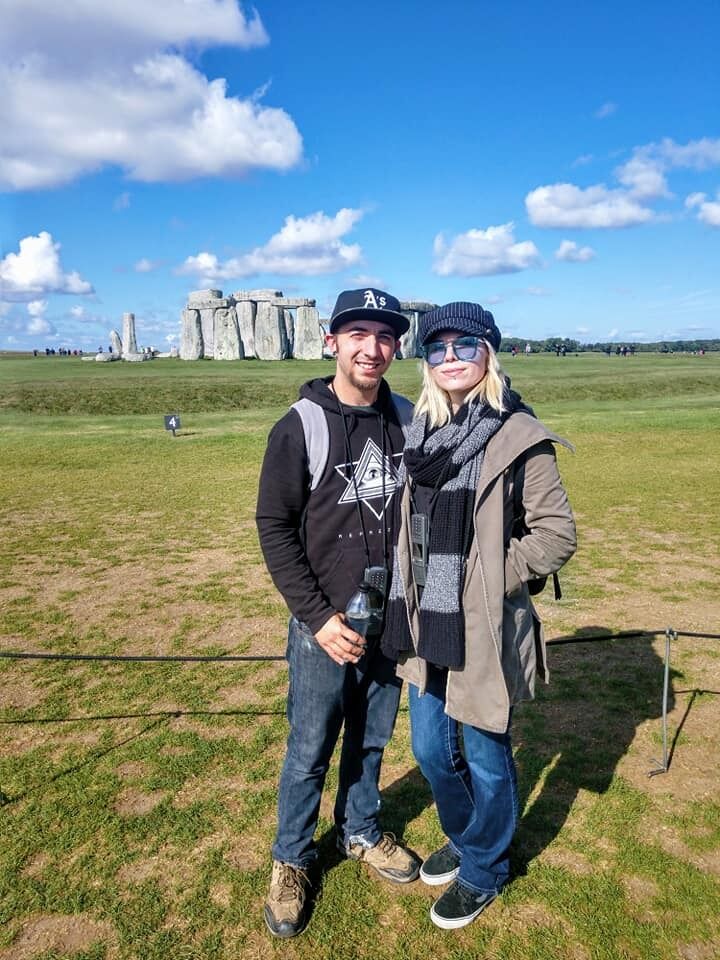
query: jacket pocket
[{"left": 502, "top": 596, "right": 537, "bottom": 703}]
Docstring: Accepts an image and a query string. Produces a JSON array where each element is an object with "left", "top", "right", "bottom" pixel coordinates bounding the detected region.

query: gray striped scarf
[{"left": 382, "top": 398, "right": 509, "bottom": 668}]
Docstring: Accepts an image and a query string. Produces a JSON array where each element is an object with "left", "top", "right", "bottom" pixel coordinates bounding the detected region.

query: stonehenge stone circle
[{"left": 111, "top": 290, "right": 435, "bottom": 362}]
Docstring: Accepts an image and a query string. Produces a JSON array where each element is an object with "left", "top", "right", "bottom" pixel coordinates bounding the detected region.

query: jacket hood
[{"left": 298, "top": 376, "right": 396, "bottom": 418}]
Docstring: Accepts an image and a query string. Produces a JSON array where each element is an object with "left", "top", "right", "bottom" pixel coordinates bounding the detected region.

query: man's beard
[{"left": 349, "top": 371, "right": 380, "bottom": 394}]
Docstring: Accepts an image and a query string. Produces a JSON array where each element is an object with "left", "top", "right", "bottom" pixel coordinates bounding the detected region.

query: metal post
[{"left": 648, "top": 626, "right": 674, "bottom": 776}]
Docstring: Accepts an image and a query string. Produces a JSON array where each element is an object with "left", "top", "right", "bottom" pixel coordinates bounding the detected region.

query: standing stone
[
  {"left": 398, "top": 302, "right": 435, "bottom": 359},
  {"left": 255, "top": 302, "right": 288, "bottom": 360},
  {"left": 109, "top": 329, "right": 123, "bottom": 357},
  {"left": 122, "top": 312, "right": 138, "bottom": 355},
  {"left": 197, "top": 309, "right": 213, "bottom": 357},
  {"left": 399, "top": 312, "right": 419, "bottom": 360},
  {"left": 180, "top": 308, "right": 203, "bottom": 360},
  {"left": 283, "top": 309, "right": 294, "bottom": 359},
  {"left": 293, "top": 305, "right": 324, "bottom": 359},
  {"left": 214, "top": 307, "right": 244, "bottom": 360},
  {"left": 188, "top": 290, "right": 224, "bottom": 359},
  {"left": 236, "top": 300, "right": 257, "bottom": 357}
]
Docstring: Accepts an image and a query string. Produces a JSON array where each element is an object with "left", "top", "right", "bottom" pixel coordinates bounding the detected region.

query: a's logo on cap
[{"left": 363, "top": 289, "right": 386, "bottom": 309}]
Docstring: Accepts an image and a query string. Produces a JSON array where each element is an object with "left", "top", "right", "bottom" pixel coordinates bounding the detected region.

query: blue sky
[{"left": 1, "top": 0, "right": 719, "bottom": 351}]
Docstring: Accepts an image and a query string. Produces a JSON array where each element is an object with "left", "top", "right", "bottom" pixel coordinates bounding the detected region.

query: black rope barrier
[
  {"left": 1, "top": 626, "right": 719, "bottom": 784},
  {"left": 0, "top": 651, "right": 284, "bottom": 663},
  {"left": 1, "top": 627, "right": 718, "bottom": 664}
]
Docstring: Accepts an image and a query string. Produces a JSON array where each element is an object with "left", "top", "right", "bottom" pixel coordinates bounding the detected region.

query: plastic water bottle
[{"left": 345, "top": 582, "right": 374, "bottom": 638}]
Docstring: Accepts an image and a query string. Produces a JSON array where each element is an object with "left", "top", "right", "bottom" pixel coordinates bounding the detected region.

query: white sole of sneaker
[{"left": 420, "top": 864, "right": 460, "bottom": 886}]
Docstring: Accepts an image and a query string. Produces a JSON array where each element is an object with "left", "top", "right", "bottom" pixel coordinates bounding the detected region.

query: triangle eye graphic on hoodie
[{"left": 334, "top": 439, "right": 402, "bottom": 520}]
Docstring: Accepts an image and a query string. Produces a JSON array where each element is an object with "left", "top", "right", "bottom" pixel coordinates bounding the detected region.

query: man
[{"left": 256, "top": 288, "right": 420, "bottom": 939}]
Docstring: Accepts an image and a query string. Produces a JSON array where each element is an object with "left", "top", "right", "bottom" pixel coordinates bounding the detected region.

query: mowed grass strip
[{"left": 1, "top": 354, "right": 719, "bottom": 959}]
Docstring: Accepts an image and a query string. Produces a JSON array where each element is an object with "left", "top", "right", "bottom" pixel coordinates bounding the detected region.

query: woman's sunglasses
[{"left": 421, "top": 335, "right": 486, "bottom": 367}]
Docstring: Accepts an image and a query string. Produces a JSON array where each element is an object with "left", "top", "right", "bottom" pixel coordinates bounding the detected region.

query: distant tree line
[{"left": 501, "top": 337, "right": 720, "bottom": 354}]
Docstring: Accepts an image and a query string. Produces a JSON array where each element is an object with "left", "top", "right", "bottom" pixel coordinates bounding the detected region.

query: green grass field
[{"left": 1, "top": 353, "right": 719, "bottom": 960}]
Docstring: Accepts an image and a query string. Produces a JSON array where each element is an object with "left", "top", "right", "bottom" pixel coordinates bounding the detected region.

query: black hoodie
[{"left": 256, "top": 377, "right": 408, "bottom": 634}]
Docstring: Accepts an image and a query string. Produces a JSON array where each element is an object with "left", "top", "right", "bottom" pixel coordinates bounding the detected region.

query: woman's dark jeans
[{"left": 409, "top": 664, "right": 518, "bottom": 895}]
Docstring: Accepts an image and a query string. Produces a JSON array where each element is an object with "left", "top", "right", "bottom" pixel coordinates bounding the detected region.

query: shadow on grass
[
  {"left": 0, "top": 716, "right": 169, "bottom": 807},
  {"left": 668, "top": 686, "right": 720, "bottom": 768},
  {"left": 511, "top": 625, "right": 677, "bottom": 878},
  {"left": 0, "top": 708, "right": 285, "bottom": 807}
]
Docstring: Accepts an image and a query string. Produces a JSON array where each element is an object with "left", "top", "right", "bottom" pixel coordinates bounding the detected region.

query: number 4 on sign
[{"left": 164, "top": 414, "right": 181, "bottom": 437}]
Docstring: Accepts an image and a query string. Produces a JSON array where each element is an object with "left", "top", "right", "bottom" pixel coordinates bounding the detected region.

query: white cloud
[
  {"left": 349, "top": 274, "right": 385, "bottom": 288},
  {"left": 572, "top": 154, "right": 594, "bottom": 167},
  {"left": 0, "top": 0, "right": 268, "bottom": 61},
  {"left": 615, "top": 155, "right": 669, "bottom": 199},
  {"left": 485, "top": 294, "right": 503, "bottom": 305},
  {"left": 576, "top": 326, "right": 590, "bottom": 334},
  {"left": 135, "top": 258, "right": 159, "bottom": 272},
  {"left": 432, "top": 223, "right": 541, "bottom": 277},
  {"left": 555, "top": 239, "right": 596, "bottom": 262},
  {"left": 659, "top": 137, "right": 720, "bottom": 170},
  {"left": 178, "top": 208, "right": 364, "bottom": 281},
  {"left": 527, "top": 184, "right": 653, "bottom": 228},
  {"left": 594, "top": 102, "right": 617, "bottom": 119},
  {"left": 27, "top": 299, "right": 48, "bottom": 316},
  {"left": 526, "top": 286, "right": 550, "bottom": 296},
  {"left": 0, "top": 232, "right": 94, "bottom": 300},
  {"left": 685, "top": 190, "right": 720, "bottom": 226},
  {"left": 607, "top": 327, "right": 619, "bottom": 339},
  {"left": 114, "top": 192, "right": 131, "bottom": 211},
  {"left": 528, "top": 136, "right": 720, "bottom": 231},
  {"left": 697, "top": 200, "right": 720, "bottom": 226},
  {"left": 26, "top": 301, "right": 53, "bottom": 335},
  {"left": 0, "top": 2, "right": 302, "bottom": 190},
  {"left": 27, "top": 315, "right": 53, "bottom": 335},
  {"left": 70, "top": 305, "right": 86, "bottom": 318}
]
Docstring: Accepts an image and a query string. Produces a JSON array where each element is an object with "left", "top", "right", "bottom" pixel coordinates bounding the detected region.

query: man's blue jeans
[
  {"left": 272, "top": 618, "right": 402, "bottom": 868},
  {"left": 409, "top": 665, "right": 519, "bottom": 895}
]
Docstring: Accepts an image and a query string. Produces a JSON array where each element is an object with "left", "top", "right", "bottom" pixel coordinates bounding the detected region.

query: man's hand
[{"left": 315, "top": 613, "right": 366, "bottom": 666}]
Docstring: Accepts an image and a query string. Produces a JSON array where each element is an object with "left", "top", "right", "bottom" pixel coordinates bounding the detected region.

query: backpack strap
[
  {"left": 291, "top": 398, "right": 329, "bottom": 491},
  {"left": 292, "top": 392, "right": 414, "bottom": 491}
]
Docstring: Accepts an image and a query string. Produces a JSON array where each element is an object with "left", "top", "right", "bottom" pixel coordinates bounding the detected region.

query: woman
[{"left": 382, "top": 302, "right": 576, "bottom": 930}]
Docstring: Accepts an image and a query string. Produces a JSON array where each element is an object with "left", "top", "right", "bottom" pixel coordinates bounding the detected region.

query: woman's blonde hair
[{"left": 414, "top": 340, "right": 506, "bottom": 428}]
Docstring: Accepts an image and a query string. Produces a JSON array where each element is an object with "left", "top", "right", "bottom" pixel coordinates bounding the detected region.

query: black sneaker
[
  {"left": 419, "top": 844, "right": 461, "bottom": 886},
  {"left": 430, "top": 879, "right": 496, "bottom": 929}
]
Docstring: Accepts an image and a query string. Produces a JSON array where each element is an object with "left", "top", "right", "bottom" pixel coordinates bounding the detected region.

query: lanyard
[{"left": 336, "top": 397, "right": 388, "bottom": 570}]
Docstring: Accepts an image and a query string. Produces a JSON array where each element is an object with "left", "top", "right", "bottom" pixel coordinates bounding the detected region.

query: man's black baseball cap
[{"left": 329, "top": 288, "right": 410, "bottom": 336}]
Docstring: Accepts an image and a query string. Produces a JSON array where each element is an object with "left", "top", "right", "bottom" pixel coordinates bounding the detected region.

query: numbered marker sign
[{"left": 164, "top": 413, "right": 181, "bottom": 435}]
